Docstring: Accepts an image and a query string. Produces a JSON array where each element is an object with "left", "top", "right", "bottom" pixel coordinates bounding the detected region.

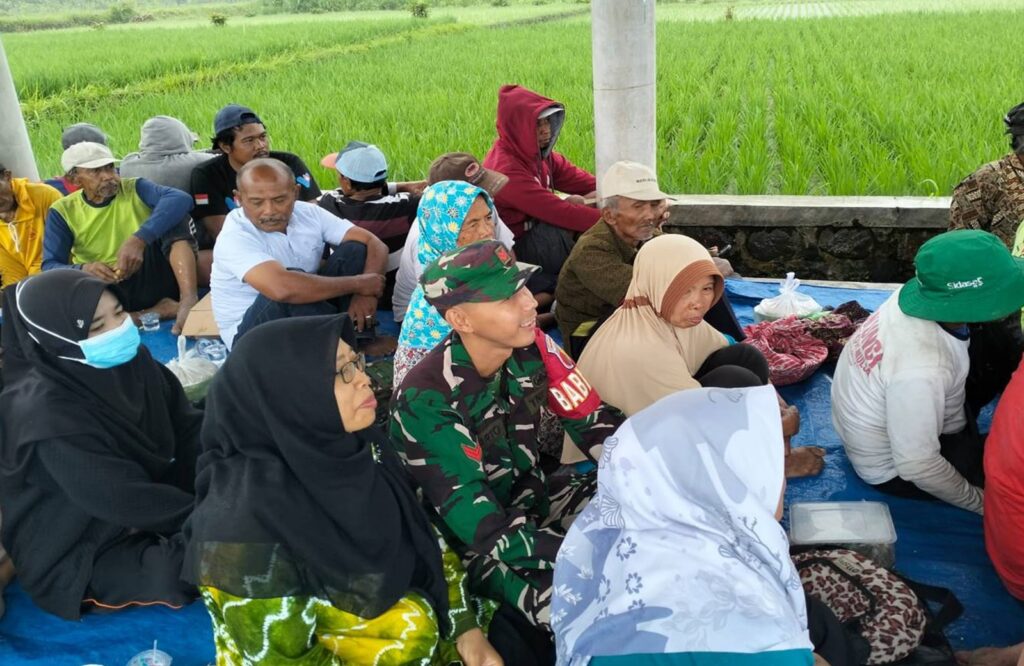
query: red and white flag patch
[{"left": 194, "top": 194, "right": 209, "bottom": 206}]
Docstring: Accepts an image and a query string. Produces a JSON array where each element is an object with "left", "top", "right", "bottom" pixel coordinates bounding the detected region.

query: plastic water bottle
[{"left": 126, "top": 641, "right": 172, "bottom": 666}]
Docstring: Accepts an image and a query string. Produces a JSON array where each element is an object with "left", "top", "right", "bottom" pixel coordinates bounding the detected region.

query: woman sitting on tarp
[
  {"left": 182, "top": 315, "right": 503, "bottom": 665},
  {"left": 552, "top": 385, "right": 819, "bottom": 665},
  {"left": 393, "top": 180, "right": 502, "bottom": 387},
  {"left": 0, "top": 270, "right": 200, "bottom": 620},
  {"left": 574, "top": 234, "right": 823, "bottom": 477}
]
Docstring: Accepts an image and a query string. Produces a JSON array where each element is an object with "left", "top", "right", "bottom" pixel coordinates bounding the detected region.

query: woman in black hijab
[
  {"left": 182, "top": 314, "right": 501, "bottom": 665},
  {"left": 0, "top": 269, "right": 201, "bottom": 620}
]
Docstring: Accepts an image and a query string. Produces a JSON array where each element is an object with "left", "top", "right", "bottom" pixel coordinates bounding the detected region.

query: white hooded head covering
[{"left": 552, "top": 385, "right": 812, "bottom": 664}]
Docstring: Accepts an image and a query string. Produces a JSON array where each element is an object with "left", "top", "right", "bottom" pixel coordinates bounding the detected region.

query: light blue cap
[{"left": 335, "top": 142, "right": 388, "bottom": 182}]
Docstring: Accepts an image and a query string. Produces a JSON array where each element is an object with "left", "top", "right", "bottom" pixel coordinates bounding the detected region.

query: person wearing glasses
[
  {"left": 183, "top": 314, "right": 504, "bottom": 666},
  {"left": 210, "top": 158, "right": 388, "bottom": 350}
]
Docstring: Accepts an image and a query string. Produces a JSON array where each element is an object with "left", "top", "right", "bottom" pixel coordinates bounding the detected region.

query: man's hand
[
  {"left": 712, "top": 257, "right": 735, "bottom": 278},
  {"left": 397, "top": 180, "right": 428, "bottom": 196},
  {"left": 658, "top": 200, "right": 671, "bottom": 227},
  {"left": 351, "top": 273, "right": 386, "bottom": 297},
  {"left": 171, "top": 293, "right": 198, "bottom": 336},
  {"left": 564, "top": 194, "right": 587, "bottom": 206},
  {"left": 116, "top": 236, "right": 147, "bottom": 279},
  {"left": 456, "top": 628, "right": 503, "bottom": 666},
  {"left": 348, "top": 294, "right": 378, "bottom": 332},
  {"left": 82, "top": 262, "right": 119, "bottom": 283}
]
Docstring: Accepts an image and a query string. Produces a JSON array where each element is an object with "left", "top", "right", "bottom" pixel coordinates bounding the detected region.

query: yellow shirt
[{"left": 1, "top": 179, "right": 61, "bottom": 287}]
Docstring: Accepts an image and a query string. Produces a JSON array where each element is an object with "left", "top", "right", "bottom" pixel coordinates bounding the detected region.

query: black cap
[
  {"left": 1004, "top": 102, "right": 1024, "bottom": 135},
  {"left": 214, "top": 104, "right": 263, "bottom": 135}
]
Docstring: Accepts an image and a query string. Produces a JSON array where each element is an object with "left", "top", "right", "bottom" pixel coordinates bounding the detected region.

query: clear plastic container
[
  {"left": 126, "top": 641, "right": 172, "bottom": 666},
  {"left": 789, "top": 501, "right": 897, "bottom": 568}
]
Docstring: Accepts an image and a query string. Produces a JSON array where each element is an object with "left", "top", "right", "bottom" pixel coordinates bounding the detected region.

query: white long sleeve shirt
[{"left": 831, "top": 290, "right": 982, "bottom": 513}]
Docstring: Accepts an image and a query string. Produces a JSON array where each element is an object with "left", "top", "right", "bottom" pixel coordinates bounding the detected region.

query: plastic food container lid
[{"left": 789, "top": 501, "right": 896, "bottom": 545}]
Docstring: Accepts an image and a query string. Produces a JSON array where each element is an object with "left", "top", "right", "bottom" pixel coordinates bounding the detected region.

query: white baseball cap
[
  {"left": 61, "top": 141, "right": 118, "bottom": 172},
  {"left": 600, "top": 160, "right": 672, "bottom": 201}
]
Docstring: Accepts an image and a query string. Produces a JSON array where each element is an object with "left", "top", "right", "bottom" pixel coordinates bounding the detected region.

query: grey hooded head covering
[{"left": 119, "top": 115, "right": 213, "bottom": 191}]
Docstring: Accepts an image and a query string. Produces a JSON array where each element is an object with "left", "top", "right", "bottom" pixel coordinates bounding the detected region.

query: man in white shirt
[
  {"left": 832, "top": 230, "right": 1024, "bottom": 513},
  {"left": 211, "top": 158, "right": 388, "bottom": 350}
]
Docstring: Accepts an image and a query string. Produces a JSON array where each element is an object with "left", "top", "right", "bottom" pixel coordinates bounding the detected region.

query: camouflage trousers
[{"left": 466, "top": 470, "right": 596, "bottom": 632}]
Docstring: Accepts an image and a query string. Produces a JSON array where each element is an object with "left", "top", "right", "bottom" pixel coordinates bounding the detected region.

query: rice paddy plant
[
  {"left": 4, "top": 16, "right": 443, "bottom": 101},
  {"left": 9, "top": 2, "right": 1024, "bottom": 196}
]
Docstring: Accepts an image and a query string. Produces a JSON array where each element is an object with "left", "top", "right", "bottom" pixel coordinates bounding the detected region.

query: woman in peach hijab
[{"left": 574, "top": 234, "right": 823, "bottom": 476}]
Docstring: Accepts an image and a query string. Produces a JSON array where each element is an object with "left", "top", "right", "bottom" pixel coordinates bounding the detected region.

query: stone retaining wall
[{"left": 662, "top": 195, "right": 952, "bottom": 282}]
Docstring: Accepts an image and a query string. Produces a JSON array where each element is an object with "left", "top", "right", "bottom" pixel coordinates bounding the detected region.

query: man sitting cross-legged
[
  {"left": 42, "top": 141, "right": 199, "bottom": 334},
  {"left": 210, "top": 158, "right": 388, "bottom": 350},
  {"left": 390, "top": 239, "right": 623, "bottom": 664}
]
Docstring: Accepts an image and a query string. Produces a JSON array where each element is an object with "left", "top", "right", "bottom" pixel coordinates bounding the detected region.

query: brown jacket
[{"left": 555, "top": 220, "right": 642, "bottom": 352}]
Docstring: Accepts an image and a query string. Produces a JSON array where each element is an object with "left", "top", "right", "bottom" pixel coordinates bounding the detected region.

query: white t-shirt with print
[{"left": 831, "top": 289, "right": 979, "bottom": 513}]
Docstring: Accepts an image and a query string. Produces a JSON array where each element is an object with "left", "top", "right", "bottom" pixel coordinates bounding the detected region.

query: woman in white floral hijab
[{"left": 552, "top": 385, "right": 813, "bottom": 666}]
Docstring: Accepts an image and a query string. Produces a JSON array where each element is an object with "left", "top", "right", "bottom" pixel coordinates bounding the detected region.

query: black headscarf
[
  {"left": 1, "top": 269, "right": 181, "bottom": 467},
  {"left": 0, "top": 270, "right": 201, "bottom": 619},
  {"left": 182, "top": 315, "right": 450, "bottom": 628}
]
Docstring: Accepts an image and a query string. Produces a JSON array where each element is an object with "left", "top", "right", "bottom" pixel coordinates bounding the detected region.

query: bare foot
[
  {"left": 954, "top": 644, "right": 1024, "bottom": 666},
  {"left": 0, "top": 555, "right": 14, "bottom": 620},
  {"left": 359, "top": 335, "right": 398, "bottom": 356},
  {"left": 781, "top": 405, "right": 800, "bottom": 438},
  {"left": 172, "top": 294, "right": 199, "bottom": 336},
  {"left": 785, "top": 446, "right": 826, "bottom": 478}
]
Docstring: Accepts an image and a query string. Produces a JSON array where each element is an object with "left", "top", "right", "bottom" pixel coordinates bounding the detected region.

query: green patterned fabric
[
  {"left": 199, "top": 536, "right": 494, "bottom": 665},
  {"left": 390, "top": 330, "right": 621, "bottom": 627}
]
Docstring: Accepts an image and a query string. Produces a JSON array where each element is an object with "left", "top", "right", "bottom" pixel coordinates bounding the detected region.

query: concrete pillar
[
  {"left": 0, "top": 37, "right": 38, "bottom": 180},
  {"left": 591, "top": 0, "right": 656, "bottom": 194}
]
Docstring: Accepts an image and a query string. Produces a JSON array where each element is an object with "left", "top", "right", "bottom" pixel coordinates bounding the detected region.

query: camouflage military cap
[{"left": 420, "top": 239, "right": 539, "bottom": 312}]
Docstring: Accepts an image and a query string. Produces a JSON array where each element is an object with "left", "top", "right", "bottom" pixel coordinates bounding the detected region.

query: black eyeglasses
[{"left": 336, "top": 353, "right": 367, "bottom": 384}]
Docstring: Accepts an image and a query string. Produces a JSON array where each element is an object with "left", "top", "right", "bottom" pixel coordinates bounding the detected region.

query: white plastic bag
[
  {"left": 165, "top": 336, "right": 218, "bottom": 401},
  {"left": 753, "top": 272, "right": 823, "bottom": 322}
]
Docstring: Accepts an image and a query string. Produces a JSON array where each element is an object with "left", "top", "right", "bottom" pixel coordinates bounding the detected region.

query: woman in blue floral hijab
[{"left": 393, "top": 180, "right": 497, "bottom": 386}]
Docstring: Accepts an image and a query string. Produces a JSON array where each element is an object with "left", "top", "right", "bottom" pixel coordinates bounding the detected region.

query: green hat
[
  {"left": 420, "top": 240, "right": 539, "bottom": 312},
  {"left": 898, "top": 229, "right": 1024, "bottom": 323}
]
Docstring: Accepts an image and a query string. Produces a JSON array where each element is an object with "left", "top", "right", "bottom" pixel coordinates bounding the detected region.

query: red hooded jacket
[{"left": 483, "top": 85, "right": 600, "bottom": 238}]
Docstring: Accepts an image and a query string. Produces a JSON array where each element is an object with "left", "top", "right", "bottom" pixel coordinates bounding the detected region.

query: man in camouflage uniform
[
  {"left": 949, "top": 102, "right": 1024, "bottom": 248},
  {"left": 390, "top": 240, "right": 622, "bottom": 636}
]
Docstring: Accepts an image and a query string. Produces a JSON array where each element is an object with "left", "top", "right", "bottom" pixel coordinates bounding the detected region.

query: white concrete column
[
  {"left": 591, "top": 0, "right": 656, "bottom": 194},
  {"left": 0, "top": 37, "right": 38, "bottom": 180}
]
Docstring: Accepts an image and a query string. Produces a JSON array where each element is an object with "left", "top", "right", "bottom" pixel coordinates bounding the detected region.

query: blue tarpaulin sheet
[{"left": 1, "top": 278, "right": 1021, "bottom": 664}]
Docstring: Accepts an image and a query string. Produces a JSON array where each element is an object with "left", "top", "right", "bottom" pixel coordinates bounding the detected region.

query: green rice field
[{"left": 5, "top": 0, "right": 1023, "bottom": 196}]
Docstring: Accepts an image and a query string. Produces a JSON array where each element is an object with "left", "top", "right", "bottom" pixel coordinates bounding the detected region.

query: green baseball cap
[
  {"left": 420, "top": 240, "right": 539, "bottom": 313},
  {"left": 898, "top": 229, "right": 1024, "bottom": 323}
]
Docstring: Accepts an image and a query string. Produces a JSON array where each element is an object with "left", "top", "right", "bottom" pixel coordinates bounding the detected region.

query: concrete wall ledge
[
  {"left": 658, "top": 194, "right": 955, "bottom": 282},
  {"left": 664, "top": 194, "right": 952, "bottom": 229}
]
